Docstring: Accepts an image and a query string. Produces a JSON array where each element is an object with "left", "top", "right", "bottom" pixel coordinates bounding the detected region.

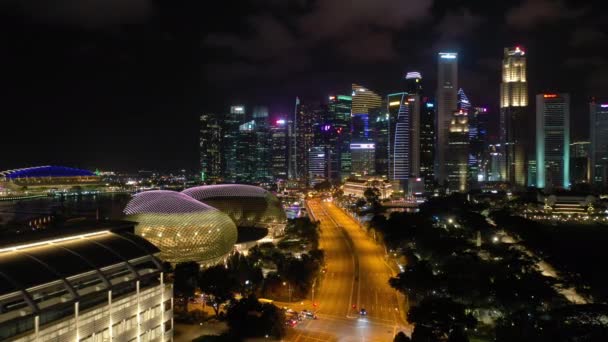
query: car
[
  {"left": 359, "top": 308, "right": 367, "bottom": 316},
  {"left": 301, "top": 310, "right": 317, "bottom": 319},
  {"left": 285, "top": 319, "right": 298, "bottom": 327}
]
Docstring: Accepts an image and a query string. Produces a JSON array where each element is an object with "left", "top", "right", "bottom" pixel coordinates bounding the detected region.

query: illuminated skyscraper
[
  {"left": 436, "top": 52, "right": 459, "bottom": 185},
  {"left": 457, "top": 88, "right": 471, "bottom": 112},
  {"left": 570, "top": 141, "right": 590, "bottom": 186},
  {"left": 447, "top": 110, "right": 469, "bottom": 192},
  {"left": 328, "top": 95, "right": 352, "bottom": 181},
  {"left": 236, "top": 120, "right": 257, "bottom": 183},
  {"left": 405, "top": 71, "right": 423, "bottom": 94},
  {"left": 590, "top": 99, "right": 608, "bottom": 187},
  {"left": 253, "top": 106, "right": 272, "bottom": 182},
  {"left": 469, "top": 107, "right": 488, "bottom": 184},
  {"left": 420, "top": 99, "right": 435, "bottom": 190},
  {"left": 271, "top": 118, "right": 289, "bottom": 180},
  {"left": 291, "top": 99, "right": 322, "bottom": 185},
  {"left": 535, "top": 93, "right": 570, "bottom": 189},
  {"left": 371, "top": 104, "right": 390, "bottom": 178},
  {"left": 351, "top": 84, "right": 382, "bottom": 176},
  {"left": 500, "top": 46, "right": 529, "bottom": 187},
  {"left": 224, "top": 105, "right": 246, "bottom": 182},
  {"left": 387, "top": 92, "right": 419, "bottom": 193},
  {"left": 200, "top": 113, "right": 222, "bottom": 182}
]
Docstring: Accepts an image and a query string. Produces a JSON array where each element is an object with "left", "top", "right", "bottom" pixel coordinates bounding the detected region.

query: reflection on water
[{"left": 0, "top": 193, "right": 131, "bottom": 226}]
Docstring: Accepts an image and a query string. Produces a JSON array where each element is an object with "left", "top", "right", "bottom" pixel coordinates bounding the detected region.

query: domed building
[
  {"left": 182, "top": 184, "right": 287, "bottom": 237},
  {"left": 0, "top": 165, "right": 102, "bottom": 194},
  {"left": 124, "top": 190, "right": 238, "bottom": 264}
]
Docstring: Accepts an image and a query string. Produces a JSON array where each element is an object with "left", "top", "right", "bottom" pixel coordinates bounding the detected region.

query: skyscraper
[
  {"left": 351, "top": 84, "right": 382, "bottom": 177},
  {"left": 457, "top": 88, "right": 471, "bottom": 112},
  {"left": 420, "top": 99, "right": 435, "bottom": 190},
  {"left": 468, "top": 107, "right": 489, "bottom": 183},
  {"left": 291, "top": 99, "right": 322, "bottom": 185},
  {"left": 590, "top": 99, "right": 608, "bottom": 187},
  {"left": 436, "top": 52, "right": 459, "bottom": 185},
  {"left": 387, "top": 92, "right": 419, "bottom": 193},
  {"left": 447, "top": 109, "right": 469, "bottom": 192},
  {"left": 271, "top": 118, "right": 289, "bottom": 180},
  {"left": 536, "top": 93, "right": 570, "bottom": 189},
  {"left": 236, "top": 120, "right": 257, "bottom": 183},
  {"left": 371, "top": 104, "right": 390, "bottom": 179},
  {"left": 328, "top": 95, "right": 352, "bottom": 182},
  {"left": 570, "top": 141, "right": 590, "bottom": 186},
  {"left": 224, "top": 105, "right": 246, "bottom": 182},
  {"left": 200, "top": 113, "right": 222, "bottom": 183},
  {"left": 500, "top": 46, "right": 528, "bottom": 187},
  {"left": 405, "top": 71, "right": 423, "bottom": 94},
  {"left": 253, "top": 106, "right": 272, "bottom": 182}
]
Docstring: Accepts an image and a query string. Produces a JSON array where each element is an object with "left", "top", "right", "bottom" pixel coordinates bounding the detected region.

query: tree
[
  {"left": 407, "top": 296, "right": 477, "bottom": 339},
  {"left": 226, "top": 253, "right": 264, "bottom": 294},
  {"left": 394, "top": 331, "right": 412, "bottom": 342},
  {"left": 390, "top": 260, "right": 437, "bottom": 304},
  {"left": 199, "top": 265, "right": 239, "bottom": 316},
  {"left": 226, "top": 295, "right": 286, "bottom": 339},
  {"left": 447, "top": 328, "right": 470, "bottom": 342},
  {"left": 364, "top": 187, "right": 381, "bottom": 205},
  {"left": 173, "top": 262, "right": 199, "bottom": 299},
  {"left": 313, "top": 180, "right": 332, "bottom": 191}
]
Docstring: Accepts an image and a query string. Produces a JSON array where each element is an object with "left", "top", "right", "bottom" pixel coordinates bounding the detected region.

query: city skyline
[{"left": 0, "top": 0, "right": 605, "bottom": 171}]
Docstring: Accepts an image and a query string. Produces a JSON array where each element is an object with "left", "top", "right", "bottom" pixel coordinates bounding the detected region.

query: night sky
[{"left": 0, "top": 0, "right": 606, "bottom": 172}]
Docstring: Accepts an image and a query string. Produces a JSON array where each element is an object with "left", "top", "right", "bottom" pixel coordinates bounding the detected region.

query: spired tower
[{"left": 500, "top": 46, "right": 529, "bottom": 187}]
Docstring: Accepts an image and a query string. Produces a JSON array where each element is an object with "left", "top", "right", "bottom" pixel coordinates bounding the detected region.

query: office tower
[
  {"left": 291, "top": 99, "right": 322, "bottom": 185},
  {"left": 469, "top": 107, "right": 489, "bottom": 183},
  {"left": 500, "top": 46, "right": 529, "bottom": 187},
  {"left": 224, "top": 105, "right": 246, "bottom": 182},
  {"left": 200, "top": 113, "right": 222, "bottom": 183},
  {"left": 308, "top": 146, "right": 327, "bottom": 185},
  {"left": 420, "top": 98, "right": 435, "bottom": 190},
  {"left": 328, "top": 95, "right": 352, "bottom": 182},
  {"left": 350, "top": 143, "right": 376, "bottom": 176},
  {"left": 371, "top": 104, "right": 390, "bottom": 179},
  {"left": 488, "top": 144, "right": 503, "bottom": 182},
  {"left": 447, "top": 110, "right": 470, "bottom": 192},
  {"left": 236, "top": 120, "right": 257, "bottom": 183},
  {"left": 457, "top": 88, "right": 471, "bottom": 112},
  {"left": 387, "top": 92, "right": 419, "bottom": 193},
  {"left": 536, "top": 93, "right": 570, "bottom": 189},
  {"left": 352, "top": 83, "right": 382, "bottom": 125},
  {"left": 590, "top": 99, "right": 608, "bottom": 187},
  {"left": 405, "top": 71, "right": 423, "bottom": 94},
  {"left": 436, "top": 52, "right": 459, "bottom": 185},
  {"left": 271, "top": 118, "right": 289, "bottom": 180},
  {"left": 570, "top": 141, "right": 590, "bottom": 185},
  {"left": 253, "top": 106, "right": 272, "bottom": 182}
]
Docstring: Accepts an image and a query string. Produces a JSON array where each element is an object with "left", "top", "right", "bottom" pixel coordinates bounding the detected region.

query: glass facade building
[
  {"left": 436, "top": 52, "right": 459, "bottom": 185},
  {"left": 420, "top": 99, "right": 435, "bottom": 190},
  {"left": 447, "top": 110, "right": 470, "bottom": 192},
  {"left": 535, "top": 93, "right": 570, "bottom": 189},
  {"left": 590, "top": 100, "right": 608, "bottom": 187},
  {"left": 199, "top": 113, "right": 223, "bottom": 182}
]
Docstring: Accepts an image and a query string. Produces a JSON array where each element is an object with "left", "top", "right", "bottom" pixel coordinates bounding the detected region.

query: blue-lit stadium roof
[{"left": 0, "top": 165, "right": 95, "bottom": 179}]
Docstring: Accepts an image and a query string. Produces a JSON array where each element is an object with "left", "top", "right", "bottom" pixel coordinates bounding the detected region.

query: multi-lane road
[{"left": 286, "top": 198, "right": 410, "bottom": 341}]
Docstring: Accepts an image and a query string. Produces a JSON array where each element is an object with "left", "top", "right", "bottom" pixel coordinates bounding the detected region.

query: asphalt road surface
[{"left": 286, "top": 199, "right": 410, "bottom": 341}]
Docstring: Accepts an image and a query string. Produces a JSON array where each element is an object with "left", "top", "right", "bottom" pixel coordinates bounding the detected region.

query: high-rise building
[
  {"left": 308, "top": 146, "right": 327, "bottom": 185},
  {"left": 535, "top": 93, "right": 570, "bottom": 189},
  {"left": 500, "top": 46, "right": 529, "bottom": 187},
  {"left": 469, "top": 107, "right": 489, "bottom": 183},
  {"left": 200, "top": 113, "right": 222, "bottom": 183},
  {"left": 236, "top": 120, "right": 257, "bottom": 183},
  {"left": 387, "top": 92, "right": 419, "bottom": 193},
  {"left": 405, "top": 71, "right": 423, "bottom": 94},
  {"left": 487, "top": 144, "right": 504, "bottom": 182},
  {"left": 457, "top": 88, "right": 471, "bottom": 112},
  {"left": 371, "top": 104, "right": 390, "bottom": 179},
  {"left": 224, "top": 105, "right": 246, "bottom": 182},
  {"left": 570, "top": 141, "right": 590, "bottom": 185},
  {"left": 436, "top": 52, "right": 459, "bottom": 185},
  {"left": 351, "top": 84, "right": 382, "bottom": 177},
  {"left": 271, "top": 118, "right": 289, "bottom": 180},
  {"left": 447, "top": 109, "right": 470, "bottom": 192},
  {"left": 590, "top": 100, "right": 608, "bottom": 187},
  {"left": 328, "top": 95, "right": 352, "bottom": 182},
  {"left": 350, "top": 143, "right": 376, "bottom": 176},
  {"left": 253, "top": 106, "right": 272, "bottom": 182},
  {"left": 290, "top": 99, "right": 322, "bottom": 185},
  {"left": 420, "top": 99, "right": 435, "bottom": 190}
]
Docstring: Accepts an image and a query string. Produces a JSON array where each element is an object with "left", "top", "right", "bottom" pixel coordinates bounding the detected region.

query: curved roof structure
[
  {"left": 182, "top": 185, "right": 286, "bottom": 235},
  {"left": 182, "top": 184, "right": 271, "bottom": 199},
  {"left": 0, "top": 165, "right": 95, "bottom": 179},
  {"left": 124, "top": 190, "right": 216, "bottom": 214},
  {"left": 0, "top": 230, "right": 161, "bottom": 297},
  {"left": 124, "top": 190, "right": 238, "bottom": 264}
]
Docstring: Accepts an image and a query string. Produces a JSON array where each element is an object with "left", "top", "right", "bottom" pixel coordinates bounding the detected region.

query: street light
[{"left": 283, "top": 281, "right": 293, "bottom": 303}]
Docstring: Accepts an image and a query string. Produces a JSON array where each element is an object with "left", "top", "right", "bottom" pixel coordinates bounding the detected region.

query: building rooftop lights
[{"left": 0, "top": 230, "right": 110, "bottom": 254}]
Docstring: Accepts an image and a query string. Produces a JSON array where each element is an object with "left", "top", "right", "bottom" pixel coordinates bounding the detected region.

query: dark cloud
[
  {"left": 569, "top": 27, "right": 608, "bottom": 47},
  {"left": 506, "top": 0, "right": 585, "bottom": 29},
  {"left": 2, "top": 0, "right": 153, "bottom": 29}
]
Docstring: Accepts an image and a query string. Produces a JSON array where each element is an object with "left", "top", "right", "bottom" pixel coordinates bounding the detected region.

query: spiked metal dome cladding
[
  {"left": 182, "top": 184, "right": 287, "bottom": 237},
  {"left": 124, "top": 190, "right": 238, "bottom": 264}
]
